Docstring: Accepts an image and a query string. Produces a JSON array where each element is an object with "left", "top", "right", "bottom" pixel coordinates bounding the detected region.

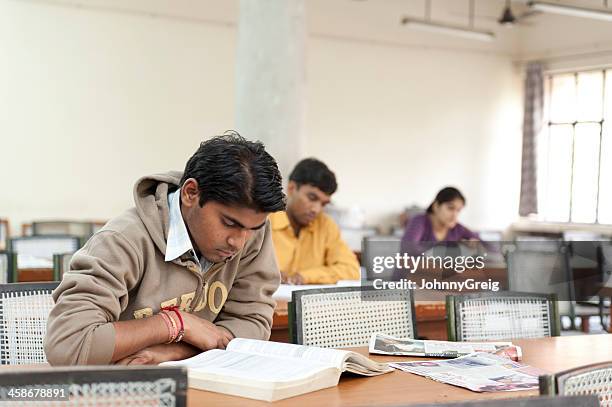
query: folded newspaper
[
  {"left": 390, "top": 352, "right": 546, "bottom": 392},
  {"left": 369, "top": 333, "right": 522, "bottom": 361}
]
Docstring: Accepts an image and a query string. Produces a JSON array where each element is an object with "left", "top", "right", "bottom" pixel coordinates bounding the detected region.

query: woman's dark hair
[
  {"left": 288, "top": 158, "right": 337, "bottom": 195},
  {"left": 180, "top": 131, "right": 286, "bottom": 212},
  {"left": 426, "top": 187, "right": 465, "bottom": 214}
]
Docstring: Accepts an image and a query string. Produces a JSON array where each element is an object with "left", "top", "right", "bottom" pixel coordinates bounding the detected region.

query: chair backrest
[
  {"left": 0, "top": 252, "right": 16, "bottom": 284},
  {"left": 567, "top": 241, "right": 605, "bottom": 303},
  {"left": 514, "top": 236, "right": 564, "bottom": 253},
  {"left": 9, "top": 236, "right": 80, "bottom": 269},
  {"left": 0, "top": 365, "right": 187, "bottom": 406},
  {"left": 0, "top": 282, "right": 59, "bottom": 364},
  {"left": 599, "top": 243, "right": 612, "bottom": 289},
  {"left": 568, "top": 241, "right": 600, "bottom": 275},
  {"left": 446, "top": 291, "right": 560, "bottom": 341},
  {"left": 32, "top": 221, "right": 94, "bottom": 238},
  {"left": 290, "top": 286, "right": 417, "bottom": 348},
  {"left": 540, "top": 361, "right": 612, "bottom": 407},
  {"left": 0, "top": 219, "right": 8, "bottom": 251},
  {"left": 53, "top": 253, "right": 74, "bottom": 281},
  {"left": 407, "top": 395, "right": 599, "bottom": 407},
  {"left": 361, "top": 236, "right": 401, "bottom": 280},
  {"left": 506, "top": 245, "right": 575, "bottom": 319}
]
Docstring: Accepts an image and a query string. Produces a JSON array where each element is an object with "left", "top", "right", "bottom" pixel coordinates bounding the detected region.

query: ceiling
[{"left": 16, "top": 0, "right": 612, "bottom": 60}]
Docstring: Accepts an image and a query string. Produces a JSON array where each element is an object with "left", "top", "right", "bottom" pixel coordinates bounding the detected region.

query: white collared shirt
[{"left": 165, "top": 188, "right": 212, "bottom": 273}]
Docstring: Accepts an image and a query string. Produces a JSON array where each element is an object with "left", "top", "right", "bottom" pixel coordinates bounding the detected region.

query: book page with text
[
  {"left": 227, "top": 338, "right": 349, "bottom": 369},
  {"left": 162, "top": 349, "right": 336, "bottom": 383}
]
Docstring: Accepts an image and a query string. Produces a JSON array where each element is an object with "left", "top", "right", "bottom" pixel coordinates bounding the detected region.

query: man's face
[
  {"left": 286, "top": 182, "right": 331, "bottom": 227},
  {"left": 180, "top": 179, "right": 268, "bottom": 263}
]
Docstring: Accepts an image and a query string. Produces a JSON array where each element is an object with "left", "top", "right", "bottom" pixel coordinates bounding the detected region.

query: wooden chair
[
  {"left": 289, "top": 286, "right": 417, "bottom": 348},
  {"left": 446, "top": 291, "right": 560, "bottom": 341}
]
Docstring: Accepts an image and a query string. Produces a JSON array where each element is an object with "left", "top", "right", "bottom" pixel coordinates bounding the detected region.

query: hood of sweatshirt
[{"left": 133, "top": 171, "right": 182, "bottom": 257}]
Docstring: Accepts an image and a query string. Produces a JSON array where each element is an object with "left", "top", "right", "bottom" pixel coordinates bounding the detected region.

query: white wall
[
  {"left": 305, "top": 38, "right": 523, "bottom": 230},
  {"left": 0, "top": 1, "right": 236, "bottom": 229},
  {"left": 3, "top": 0, "right": 611, "bottom": 234}
]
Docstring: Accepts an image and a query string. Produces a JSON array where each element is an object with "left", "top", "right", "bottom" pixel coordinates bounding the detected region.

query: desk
[
  {"left": 414, "top": 301, "right": 447, "bottom": 340},
  {"left": 270, "top": 300, "right": 289, "bottom": 343},
  {"left": 188, "top": 334, "right": 612, "bottom": 407},
  {"left": 18, "top": 268, "right": 54, "bottom": 282}
]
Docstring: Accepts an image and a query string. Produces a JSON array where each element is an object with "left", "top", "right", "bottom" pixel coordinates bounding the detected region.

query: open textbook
[
  {"left": 370, "top": 333, "right": 522, "bottom": 361},
  {"left": 161, "top": 338, "right": 392, "bottom": 402},
  {"left": 390, "top": 352, "right": 546, "bottom": 392}
]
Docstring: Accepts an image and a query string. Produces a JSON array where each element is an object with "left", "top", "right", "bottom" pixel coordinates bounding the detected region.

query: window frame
[{"left": 539, "top": 68, "right": 610, "bottom": 224}]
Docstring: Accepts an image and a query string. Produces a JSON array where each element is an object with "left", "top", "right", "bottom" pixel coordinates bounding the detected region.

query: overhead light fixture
[
  {"left": 528, "top": 1, "right": 612, "bottom": 22},
  {"left": 401, "top": 18, "right": 495, "bottom": 41},
  {"left": 401, "top": 0, "right": 495, "bottom": 42}
]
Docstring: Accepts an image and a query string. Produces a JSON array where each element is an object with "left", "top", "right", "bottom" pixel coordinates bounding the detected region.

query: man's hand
[
  {"left": 286, "top": 272, "right": 304, "bottom": 285},
  {"left": 115, "top": 343, "right": 199, "bottom": 365},
  {"left": 216, "top": 325, "right": 235, "bottom": 345},
  {"left": 280, "top": 271, "right": 289, "bottom": 283},
  {"left": 180, "top": 312, "right": 233, "bottom": 351},
  {"left": 280, "top": 271, "right": 304, "bottom": 284}
]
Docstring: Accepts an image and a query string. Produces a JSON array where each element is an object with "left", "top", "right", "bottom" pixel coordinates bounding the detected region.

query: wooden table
[
  {"left": 188, "top": 334, "right": 612, "bottom": 407},
  {"left": 18, "top": 268, "right": 54, "bottom": 282},
  {"left": 270, "top": 300, "right": 290, "bottom": 343},
  {"left": 413, "top": 301, "right": 447, "bottom": 340}
]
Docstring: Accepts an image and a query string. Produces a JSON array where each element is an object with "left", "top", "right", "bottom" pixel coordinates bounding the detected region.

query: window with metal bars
[{"left": 537, "top": 68, "right": 612, "bottom": 224}]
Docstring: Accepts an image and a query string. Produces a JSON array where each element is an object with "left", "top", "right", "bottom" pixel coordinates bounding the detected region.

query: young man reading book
[
  {"left": 44, "top": 132, "right": 285, "bottom": 365},
  {"left": 270, "top": 158, "right": 359, "bottom": 284}
]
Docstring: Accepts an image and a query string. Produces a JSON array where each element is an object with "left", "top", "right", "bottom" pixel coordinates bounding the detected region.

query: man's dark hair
[
  {"left": 288, "top": 158, "right": 337, "bottom": 195},
  {"left": 180, "top": 131, "right": 285, "bottom": 212}
]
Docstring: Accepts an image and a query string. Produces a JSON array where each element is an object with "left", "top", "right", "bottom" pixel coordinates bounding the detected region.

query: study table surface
[{"left": 188, "top": 334, "right": 612, "bottom": 407}]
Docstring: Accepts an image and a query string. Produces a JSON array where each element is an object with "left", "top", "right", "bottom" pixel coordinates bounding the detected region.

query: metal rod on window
[
  {"left": 548, "top": 120, "right": 601, "bottom": 125},
  {"left": 544, "top": 75, "right": 553, "bottom": 220},
  {"left": 568, "top": 73, "right": 578, "bottom": 222},
  {"left": 425, "top": 0, "right": 431, "bottom": 21},
  {"left": 595, "top": 69, "right": 607, "bottom": 223}
]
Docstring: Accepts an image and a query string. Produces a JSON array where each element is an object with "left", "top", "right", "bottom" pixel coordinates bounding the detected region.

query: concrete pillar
[{"left": 235, "top": 0, "right": 306, "bottom": 178}]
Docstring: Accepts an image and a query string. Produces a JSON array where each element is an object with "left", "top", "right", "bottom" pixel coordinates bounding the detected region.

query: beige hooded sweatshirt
[{"left": 44, "top": 171, "right": 280, "bottom": 365}]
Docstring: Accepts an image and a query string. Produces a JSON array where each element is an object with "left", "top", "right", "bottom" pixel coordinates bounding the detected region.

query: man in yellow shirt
[{"left": 270, "top": 158, "right": 360, "bottom": 284}]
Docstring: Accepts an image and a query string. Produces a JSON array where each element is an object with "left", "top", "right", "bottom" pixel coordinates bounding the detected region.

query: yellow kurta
[{"left": 269, "top": 211, "right": 360, "bottom": 284}]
